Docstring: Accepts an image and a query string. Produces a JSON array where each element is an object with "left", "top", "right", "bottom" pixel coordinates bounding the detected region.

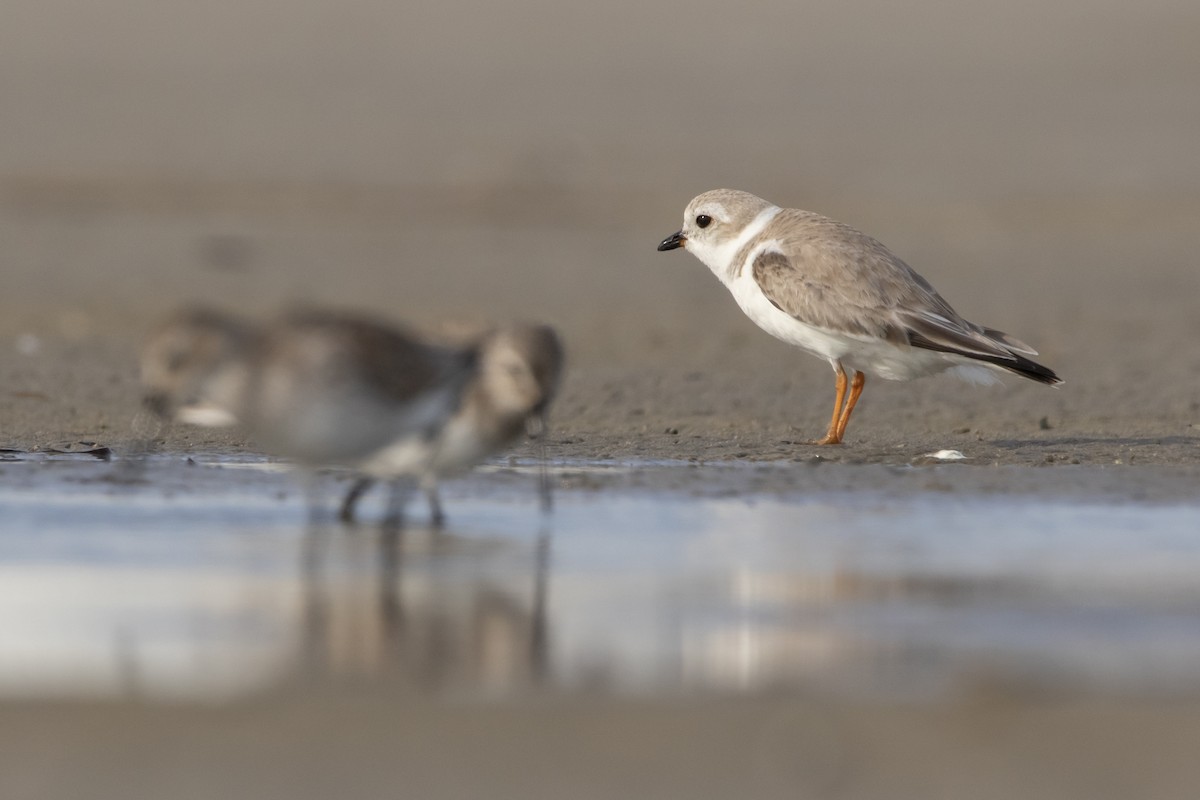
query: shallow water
[{"left": 2, "top": 453, "right": 1200, "bottom": 701}]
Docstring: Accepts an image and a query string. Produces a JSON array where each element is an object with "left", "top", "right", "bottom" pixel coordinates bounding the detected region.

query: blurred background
[
  {"left": 2, "top": 0, "right": 1197, "bottom": 348},
  {"left": 4, "top": 3, "right": 1200, "bottom": 798}
]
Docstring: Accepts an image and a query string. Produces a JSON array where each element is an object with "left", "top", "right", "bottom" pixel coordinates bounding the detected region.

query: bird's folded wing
[
  {"left": 751, "top": 248, "right": 1035, "bottom": 363},
  {"left": 751, "top": 249, "right": 903, "bottom": 341}
]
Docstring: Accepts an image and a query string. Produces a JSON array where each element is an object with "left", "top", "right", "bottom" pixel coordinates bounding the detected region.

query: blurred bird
[
  {"left": 338, "top": 322, "right": 565, "bottom": 525},
  {"left": 141, "top": 309, "right": 563, "bottom": 524},
  {"left": 140, "top": 307, "right": 262, "bottom": 428},
  {"left": 142, "top": 308, "right": 475, "bottom": 521}
]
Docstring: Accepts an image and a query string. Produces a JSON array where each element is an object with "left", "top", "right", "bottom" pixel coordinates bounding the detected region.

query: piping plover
[
  {"left": 658, "top": 189, "right": 1061, "bottom": 444},
  {"left": 141, "top": 308, "right": 477, "bottom": 518},
  {"left": 339, "top": 322, "right": 565, "bottom": 525}
]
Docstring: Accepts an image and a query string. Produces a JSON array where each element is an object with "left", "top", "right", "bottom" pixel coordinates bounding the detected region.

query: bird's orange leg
[
  {"left": 833, "top": 371, "right": 865, "bottom": 442},
  {"left": 811, "top": 364, "right": 848, "bottom": 445}
]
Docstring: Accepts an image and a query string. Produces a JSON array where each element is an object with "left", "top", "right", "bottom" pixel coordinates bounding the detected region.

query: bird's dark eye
[{"left": 695, "top": 214, "right": 712, "bottom": 229}]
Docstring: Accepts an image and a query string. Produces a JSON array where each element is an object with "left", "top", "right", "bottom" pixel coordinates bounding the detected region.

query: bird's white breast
[
  {"left": 177, "top": 403, "right": 239, "bottom": 428},
  {"left": 697, "top": 211, "right": 857, "bottom": 362},
  {"left": 725, "top": 263, "right": 856, "bottom": 361},
  {"left": 428, "top": 412, "right": 493, "bottom": 478}
]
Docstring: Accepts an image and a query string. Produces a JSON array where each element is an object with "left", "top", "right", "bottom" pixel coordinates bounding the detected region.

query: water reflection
[
  {"left": 293, "top": 521, "right": 550, "bottom": 693},
  {"left": 3, "top": 457, "right": 1200, "bottom": 701}
]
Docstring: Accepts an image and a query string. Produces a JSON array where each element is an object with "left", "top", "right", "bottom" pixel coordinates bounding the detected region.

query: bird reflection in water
[{"left": 295, "top": 519, "right": 551, "bottom": 694}]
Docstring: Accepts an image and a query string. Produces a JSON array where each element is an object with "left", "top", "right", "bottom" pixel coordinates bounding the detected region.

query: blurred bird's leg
[
  {"left": 382, "top": 478, "right": 416, "bottom": 528},
  {"left": 338, "top": 476, "right": 376, "bottom": 524},
  {"left": 527, "top": 411, "right": 554, "bottom": 514},
  {"left": 421, "top": 477, "right": 446, "bottom": 528}
]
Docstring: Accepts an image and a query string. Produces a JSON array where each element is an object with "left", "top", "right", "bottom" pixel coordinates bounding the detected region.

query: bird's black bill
[{"left": 657, "top": 231, "right": 686, "bottom": 251}]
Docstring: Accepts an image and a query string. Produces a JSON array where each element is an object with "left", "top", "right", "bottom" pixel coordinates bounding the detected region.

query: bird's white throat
[{"left": 694, "top": 205, "right": 782, "bottom": 283}]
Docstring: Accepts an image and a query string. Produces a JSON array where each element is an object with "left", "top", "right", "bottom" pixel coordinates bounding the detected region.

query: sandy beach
[
  {"left": 2, "top": 0, "right": 1199, "bottom": 468},
  {"left": 4, "top": 691, "right": 1200, "bottom": 800},
  {"left": 2, "top": 1, "right": 1200, "bottom": 797}
]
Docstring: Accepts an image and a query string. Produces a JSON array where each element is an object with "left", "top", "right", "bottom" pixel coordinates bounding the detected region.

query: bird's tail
[{"left": 904, "top": 315, "right": 1063, "bottom": 386}]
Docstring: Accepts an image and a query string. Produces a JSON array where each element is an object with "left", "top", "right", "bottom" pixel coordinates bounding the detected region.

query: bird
[
  {"left": 140, "top": 307, "right": 262, "bottom": 428},
  {"left": 338, "top": 322, "right": 565, "bottom": 525},
  {"left": 657, "top": 189, "right": 1061, "bottom": 444},
  {"left": 141, "top": 307, "right": 477, "bottom": 520},
  {"left": 141, "top": 309, "right": 563, "bottom": 524}
]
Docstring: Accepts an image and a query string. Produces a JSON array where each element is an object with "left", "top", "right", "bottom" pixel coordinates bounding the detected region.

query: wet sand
[
  {"left": 1, "top": 195, "right": 1198, "bottom": 471},
  {"left": 2, "top": 1, "right": 1199, "bottom": 473},
  {"left": 3, "top": 1, "right": 1200, "bottom": 797},
  {"left": 5, "top": 692, "right": 1200, "bottom": 800},
  {"left": 2, "top": 239, "right": 1197, "bottom": 473}
]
